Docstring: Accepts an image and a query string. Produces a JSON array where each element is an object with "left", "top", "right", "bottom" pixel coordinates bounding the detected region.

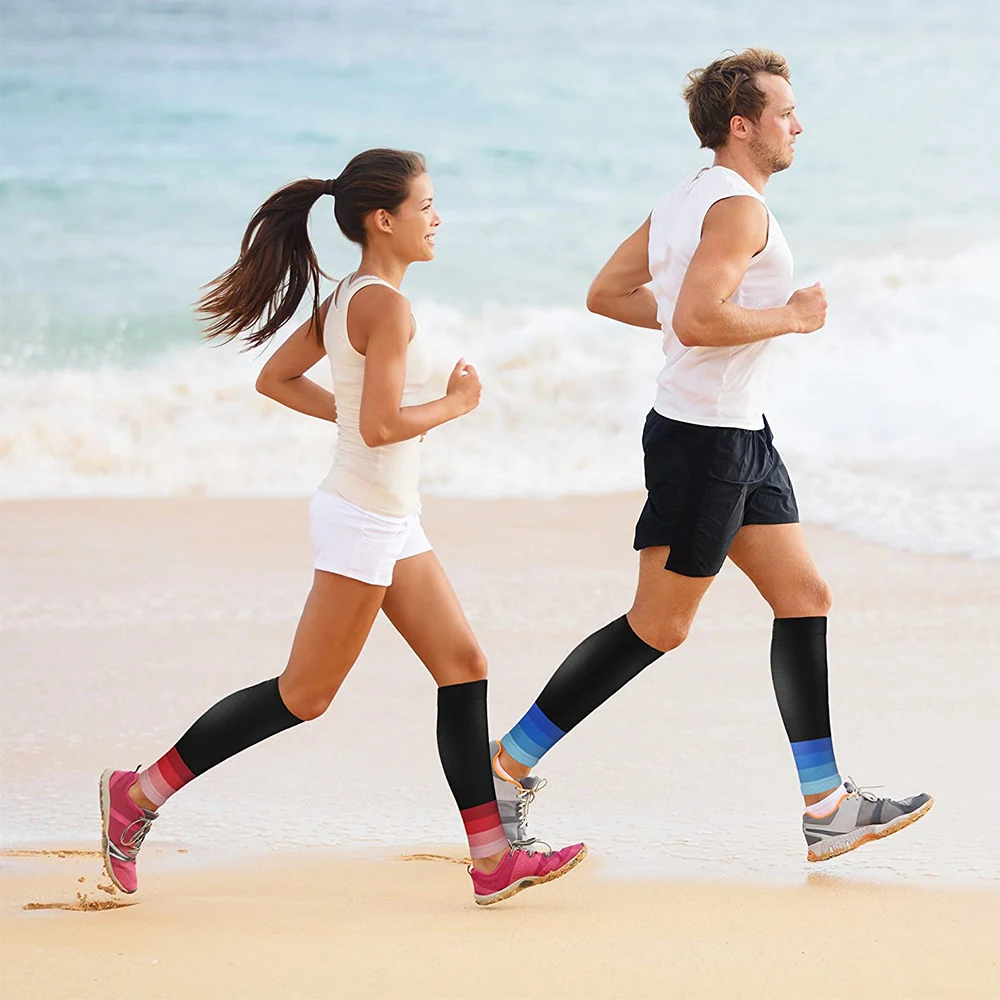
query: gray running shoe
[
  {"left": 804, "top": 779, "right": 933, "bottom": 862},
  {"left": 489, "top": 740, "right": 547, "bottom": 847}
]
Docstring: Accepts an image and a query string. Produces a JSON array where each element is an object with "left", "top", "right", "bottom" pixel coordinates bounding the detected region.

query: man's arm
[
  {"left": 672, "top": 197, "right": 826, "bottom": 348},
  {"left": 586, "top": 217, "right": 660, "bottom": 330}
]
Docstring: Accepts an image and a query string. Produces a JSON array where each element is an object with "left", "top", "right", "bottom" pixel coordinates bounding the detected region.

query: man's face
[{"left": 746, "top": 73, "right": 802, "bottom": 174}]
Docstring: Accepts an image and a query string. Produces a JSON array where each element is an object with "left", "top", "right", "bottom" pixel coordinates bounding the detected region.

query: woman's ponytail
[
  {"left": 198, "top": 177, "right": 330, "bottom": 350},
  {"left": 198, "top": 148, "right": 426, "bottom": 350}
]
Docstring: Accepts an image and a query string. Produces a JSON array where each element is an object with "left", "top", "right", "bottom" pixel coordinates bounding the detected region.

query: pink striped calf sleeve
[
  {"left": 137, "top": 747, "right": 195, "bottom": 808},
  {"left": 461, "top": 801, "right": 509, "bottom": 859}
]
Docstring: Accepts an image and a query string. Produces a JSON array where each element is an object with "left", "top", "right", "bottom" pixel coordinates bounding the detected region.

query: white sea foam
[{"left": 1, "top": 245, "right": 997, "bottom": 557}]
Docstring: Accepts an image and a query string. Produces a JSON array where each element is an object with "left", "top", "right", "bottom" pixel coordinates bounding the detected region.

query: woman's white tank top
[
  {"left": 647, "top": 165, "right": 794, "bottom": 430},
  {"left": 317, "top": 272, "right": 433, "bottom": 517}
]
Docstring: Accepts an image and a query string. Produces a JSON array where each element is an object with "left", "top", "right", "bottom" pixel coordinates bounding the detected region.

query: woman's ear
[{"left": 372, "top": 208, "right": 393, "bottom": 234}]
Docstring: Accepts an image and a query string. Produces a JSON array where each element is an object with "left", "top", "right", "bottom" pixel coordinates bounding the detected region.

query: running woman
[
  {"left": 490, "top": 51, "right": 933, "bottom": 862},
  {"left": 99, "top": 148, "right": 586, "bottom": 906}
]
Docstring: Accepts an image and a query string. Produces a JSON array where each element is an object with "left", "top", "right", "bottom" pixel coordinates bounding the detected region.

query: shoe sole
[
  {"left": 474, "top": 844, "right": 588, "bottom": 906},
  {"left": 99, "top": 769, "right": 134, "bottom": 894},
  {"left": 807, "top": 796, "right": 934, "bottom": 862}
]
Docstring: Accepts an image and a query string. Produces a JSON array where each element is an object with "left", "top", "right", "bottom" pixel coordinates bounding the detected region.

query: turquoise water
[
  {"left": 3, "top": 0, "right": 997, "bottom": 365},
  {"left": 2, "top": 1, "right": 999, "bottom": 554}
]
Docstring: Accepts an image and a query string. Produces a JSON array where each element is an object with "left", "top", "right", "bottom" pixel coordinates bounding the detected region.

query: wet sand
[
  {"left": 1, "top": 496, "right": 998, "bottom": 997},
  {"left": 1, "top": 848, "right": 997, "bottom": 999}
]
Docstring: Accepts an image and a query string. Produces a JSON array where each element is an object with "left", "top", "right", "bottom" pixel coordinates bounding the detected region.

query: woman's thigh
[
  {"left": 381, "top": 551, "right": 487, "bottom": 687},
  {"left": 278, "top": 569, "right": 386, "bottom": 719}
]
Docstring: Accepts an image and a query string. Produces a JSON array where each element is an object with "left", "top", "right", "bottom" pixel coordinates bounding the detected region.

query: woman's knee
[
  {"left": 278, "top": 677, "right": 337, "bottom": 722},
  {"left": 457, "top": 647, "right": 489, "bottom": 683}
]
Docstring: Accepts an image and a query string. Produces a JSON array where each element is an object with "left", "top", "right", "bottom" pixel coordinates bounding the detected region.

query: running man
[
  {"left": 490, "top": 49, "right": 932, "bottom": 862},
  {"left": 99, "top": 149, "right": 586, "bottom": 906}
]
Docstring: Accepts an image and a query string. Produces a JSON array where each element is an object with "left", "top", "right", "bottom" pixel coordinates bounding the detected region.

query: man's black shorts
[{"left": 633, "top": 409, "right": 799, "bottom": 578}]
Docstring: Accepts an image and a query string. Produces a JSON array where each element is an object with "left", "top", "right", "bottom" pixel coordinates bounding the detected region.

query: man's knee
[
  {"left": 772, "top": 577, "right": 833, "bottom": 618},
  {"left": 627, "top": 612, "right": 691, "bottom": 654},
  {"left": 813, "top": 578, "right": 833, "bottom": 616}
]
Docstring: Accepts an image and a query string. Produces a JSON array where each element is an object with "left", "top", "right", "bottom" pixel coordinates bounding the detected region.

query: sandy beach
[
  {"left": 3, "top": 849, "right": 998, "bottom": 999},
  {"left": 2, "top": 495, "right": 998, "bottom": 997}
]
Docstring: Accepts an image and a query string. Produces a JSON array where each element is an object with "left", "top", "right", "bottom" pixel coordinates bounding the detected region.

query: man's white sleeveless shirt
[{"left": 647, "top": 165, "right": 794, "bottom": 430}]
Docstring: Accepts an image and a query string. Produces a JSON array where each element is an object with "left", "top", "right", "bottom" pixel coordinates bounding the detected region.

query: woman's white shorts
[{"left": 308, "top": 490, "right": 432, "bottom": 587}]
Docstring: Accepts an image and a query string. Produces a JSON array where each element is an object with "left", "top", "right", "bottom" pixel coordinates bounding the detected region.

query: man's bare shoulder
[{"left": 700, "top": 196, "right": 769, "bottom": 255}]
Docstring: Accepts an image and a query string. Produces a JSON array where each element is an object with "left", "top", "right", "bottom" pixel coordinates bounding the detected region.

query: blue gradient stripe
[
  {"left": 503, "top": 703, "right": 565, "bottom": 767},
  {"left": 801, "top": 775, "right": 843, "bottom": 795},
  {"left": 793, "top": 750, "right": 839, "bottom": 770},
  {"left": 797, "top": 762, "right": 841, "bottom": 784},
  {"left": 791, "top": 737, "right": 835, "bottom": 761},
  {"left": 790, "top": 737, "right": 841, "bottom": 796}
]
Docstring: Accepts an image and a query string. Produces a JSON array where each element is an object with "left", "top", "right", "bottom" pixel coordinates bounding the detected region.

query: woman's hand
[{"left": 446, "top": 358, "right": 482, "bottom": 417}]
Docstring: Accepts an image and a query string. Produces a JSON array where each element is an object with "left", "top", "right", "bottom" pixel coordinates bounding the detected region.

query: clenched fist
[
  {"left": 786, "top": 282, "right": 828, "bottom": 334},
  {"left": 446, "top": 357, "right": 482, "bottom": 415}
]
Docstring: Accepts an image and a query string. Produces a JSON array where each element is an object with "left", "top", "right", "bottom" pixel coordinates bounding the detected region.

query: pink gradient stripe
[
  {"left": 137, "top": 747, "right": 195, "bottom": 808},
  {"left": 461, "top": 802, "right": 509, "bottom": 860},
  {"left": 467, "top": 828, "right": 509, "bottom": 858}
]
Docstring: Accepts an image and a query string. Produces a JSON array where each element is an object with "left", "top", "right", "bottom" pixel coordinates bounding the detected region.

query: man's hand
[{"left": 786, "top": 282, "right": 827, "bottom": 334}]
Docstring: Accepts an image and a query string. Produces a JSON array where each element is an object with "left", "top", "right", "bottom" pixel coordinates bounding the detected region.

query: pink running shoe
[
  {"left": 99, "top": 768, "right": 157, "bottom": 894},
  {"left": 470, "top": 842, "right": 587, "bottom": 906}
]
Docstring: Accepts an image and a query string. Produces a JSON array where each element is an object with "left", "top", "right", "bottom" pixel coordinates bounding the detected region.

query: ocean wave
[{"left": 1, "top": 244, "right": 997, "bottom": 557}]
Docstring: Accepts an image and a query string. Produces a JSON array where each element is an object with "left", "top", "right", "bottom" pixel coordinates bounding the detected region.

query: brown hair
[
  {"left": 682, "top": 48, "right": 790, "bottom": 151},
  {"left": 198, "top": 147, "right": 427, "bottom": 350}
]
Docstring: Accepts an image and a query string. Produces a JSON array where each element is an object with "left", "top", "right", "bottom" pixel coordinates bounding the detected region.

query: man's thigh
[
  {"left": 727, "top": 523, "right": 831, "bottom": 617},
  {"left": 628, "top": 546, "right": 717, "bottom": 650}
]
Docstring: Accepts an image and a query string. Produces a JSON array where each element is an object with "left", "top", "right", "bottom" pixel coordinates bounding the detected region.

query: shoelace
[
  {"left": 513, "top": 777, "right": 547, "bottom": 844},
  {"left": 510, "top": 842, "right": 552, "bottom": 859},
  {"left": 845, "top": 776, "right": 885, "bottom": 803},
  {"left": 119, "top": 815, "right": 154, "bottom": 859}
]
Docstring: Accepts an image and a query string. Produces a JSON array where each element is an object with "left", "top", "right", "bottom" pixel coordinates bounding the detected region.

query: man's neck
[{"left": 711, "top": 150, "right": 770, "bottom": 195}]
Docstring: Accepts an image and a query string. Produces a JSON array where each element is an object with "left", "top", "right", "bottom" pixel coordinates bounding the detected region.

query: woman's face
[{"left": 384, "top": 171, "right": 441, "bottom": 262}]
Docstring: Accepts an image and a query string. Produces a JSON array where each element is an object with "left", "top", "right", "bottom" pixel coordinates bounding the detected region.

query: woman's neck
[{"left": 356, "top": 247, "right": 408, "bottom": 289}]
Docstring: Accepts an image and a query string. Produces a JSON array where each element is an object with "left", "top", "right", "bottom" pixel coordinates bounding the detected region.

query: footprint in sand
[
  {"left": 1, "top": 849, "right": 102, "bottom": 859},
  {"left": 398, "top": 853, "right": 472, "bottom": 865},
  {"left": 7, "top": 848, "right": 131, "bottom": 911},
  {"left": 24, "top": 892, "right": 135, "bottom": 912}
]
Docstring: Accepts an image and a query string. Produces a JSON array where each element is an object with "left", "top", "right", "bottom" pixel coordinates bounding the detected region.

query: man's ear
[{"left": 729, "top": 114, "right": 751, "bottom": 143}]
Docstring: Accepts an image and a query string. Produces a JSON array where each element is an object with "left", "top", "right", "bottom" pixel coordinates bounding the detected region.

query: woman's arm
[
  {"left": 353, "top": 286, "right": 481, "bottom": 447},
  {"left": 255, "top": 295, "right": 338, "bottom": 421}
]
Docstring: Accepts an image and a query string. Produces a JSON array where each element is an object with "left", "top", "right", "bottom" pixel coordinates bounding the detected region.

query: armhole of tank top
[
  {"left": 699, "top": 193, "right": 769, "bottom": 257},
  {"left": 322, "top": 276, "right": 347, "bottom": 352},
  {"left": 755, "top": 209, "right": 773, "bottom": 259},
  {"left": 342, "top": 278, "right": 413, "bottom": 359},
  {"left": 332, "top": 274, "right": 351, "bottom": 310}
]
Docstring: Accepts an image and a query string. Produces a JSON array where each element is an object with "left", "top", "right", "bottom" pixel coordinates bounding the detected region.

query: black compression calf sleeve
[
  {"left": 436, "top": 679, "right": 496, "bottom": 809},
  {"left": 770, "top": 616, "right": 842, "bottom": 795},
  {"left": 537, "top": 615, "right": 664, "bottom": 732},
  {"left": 503, "top": 616, "right": 664, "bottom": 766},
  {"left": 174, "top": 677, "right": 304, "bottom": 776},
  {"left": 436, "top": 679, "right": 508, "bottom": 858},
  {"left": 770, "top": 616, "right": 833, "bottom": 743}
]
